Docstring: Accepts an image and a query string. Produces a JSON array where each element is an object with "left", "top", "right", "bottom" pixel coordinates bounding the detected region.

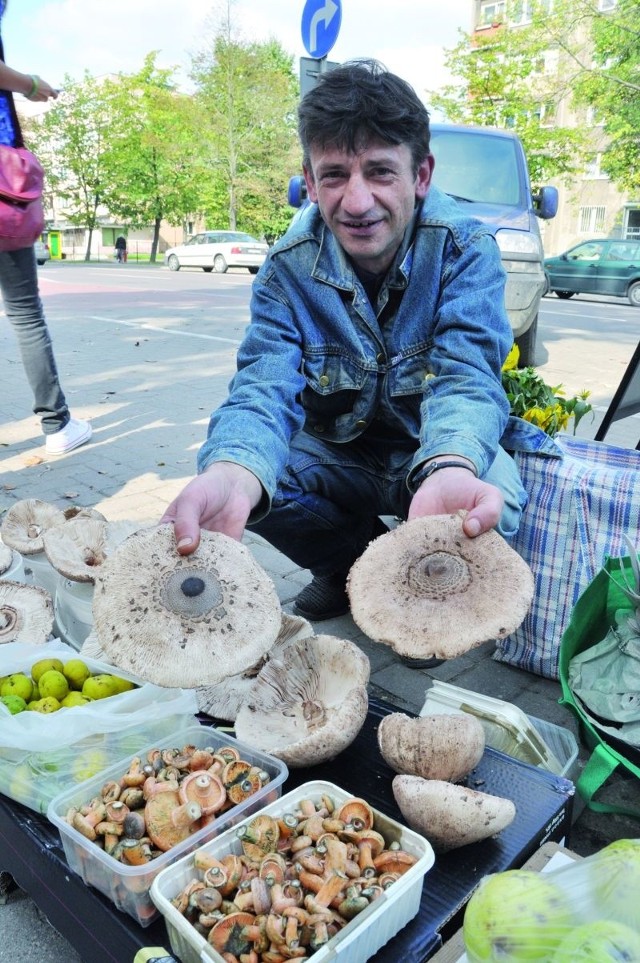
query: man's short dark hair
[{"left": 298, "top": 59, "right": 431, "bottom": 175}]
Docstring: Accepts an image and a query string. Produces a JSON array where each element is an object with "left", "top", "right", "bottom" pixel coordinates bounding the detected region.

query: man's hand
[
  {"left": 408, "top": 466, "right": 504, "bottom": 537},
  {"left": 160, "top": 462, "right": 263, "bottom": 554}
]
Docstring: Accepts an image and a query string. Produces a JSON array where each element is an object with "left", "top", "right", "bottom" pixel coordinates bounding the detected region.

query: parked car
[
  {"left": 164, "top": 231, "right": 268, "bottom": 274},
  {"left": 34, "top": 239, "right": 51, "bottom": 265},
  {"left": 544, "top": 238, "right": 640, "bottom": 306},
  {"left": 287, "top": 124, "right": 558, "bottom": 366}
]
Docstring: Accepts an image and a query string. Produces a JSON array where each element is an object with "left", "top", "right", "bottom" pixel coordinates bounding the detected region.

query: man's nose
[{"left": 342, "top": 173, "right": 373, "bottom": 214}]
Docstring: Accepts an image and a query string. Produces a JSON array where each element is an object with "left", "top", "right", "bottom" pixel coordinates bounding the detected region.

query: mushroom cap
[
  {"left": 0, "top": 579, "right": 54, "bottom": 644},
  {"left": 92, "top": 525, "right": 282, "bottom": 687},
  {"left": 43, "top": 517, "right": 147, "bottom": 582},
  {"left": 234, "top": 634, "right": 370, "bottom": 767},
  {"left": 347, "top": 512, "right": 534, "bottom": 660},
  {"left": 378, "top": 712, "right": 486, "bottom": 782},
  {"left": 392, "top": 774, "right": 516, "bottom": 852},
  {"left": 1, "top": 499, "right": 66, "bottom": 555},
  {"left": 0, "top": 538, "right": 12, "bottom": 575},
  {"left": 196, "top": 612, "right": 315, "bottom": 721}
]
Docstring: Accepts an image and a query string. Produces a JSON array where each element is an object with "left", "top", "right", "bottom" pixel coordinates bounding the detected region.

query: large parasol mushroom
[
  {"left": 0, "top": 580, "right": 54, "bottom": 644},
  {"left": 92, "top": 525, "right": 282, "bottom": 687},
  {"left": 347, "top": 512, "right": 534, "bottom": 661},
  {"left": 234, "top": 634, "right": 370, "bottom": 766},
  {"left": 1, "top": 499, "right": 66, "bottom": 555},
  {"left": 196, "top": 612, "right": 315, "bottom": 721},
  {"left": 43, "top": 517, "right": 149, "bottom": 583}
]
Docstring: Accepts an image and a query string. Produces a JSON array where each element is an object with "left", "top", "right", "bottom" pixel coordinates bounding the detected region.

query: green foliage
[{"left": 428, "top": 3, "right": 589, "bottom": 184}]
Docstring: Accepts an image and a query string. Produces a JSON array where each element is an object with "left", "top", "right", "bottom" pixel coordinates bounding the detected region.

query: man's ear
[
  {"left": 415, "top": 154, "right": 435, "bottom": 200},
  {"left": 303, "top": 165, "right": 318, "bottom": 203}
]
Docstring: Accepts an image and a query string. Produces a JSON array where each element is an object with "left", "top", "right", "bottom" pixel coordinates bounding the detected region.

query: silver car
[
  {"left": 164, "top": 231, "right": 268, "bottom": 274},
  {"left": 34, "top": 239, "right": 51, "bottom": 265}
]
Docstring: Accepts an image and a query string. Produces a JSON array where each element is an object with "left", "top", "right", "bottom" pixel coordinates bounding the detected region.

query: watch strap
[{"left": 412, "top": 460, "right": 477, "bottom": 488}]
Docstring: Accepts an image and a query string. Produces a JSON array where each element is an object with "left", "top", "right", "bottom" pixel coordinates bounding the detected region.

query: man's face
[{"left": 304, "top": 139, "right": 433, "bottom": 275}]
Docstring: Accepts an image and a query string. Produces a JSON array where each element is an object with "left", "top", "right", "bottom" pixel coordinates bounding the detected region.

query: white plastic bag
[{"left": 0, "top": 640, "right": 199, "bottom": 812}]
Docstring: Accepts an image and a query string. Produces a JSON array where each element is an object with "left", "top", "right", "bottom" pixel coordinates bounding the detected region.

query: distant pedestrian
[
  {"left": 115, "top": 235, "right": 127, "bottom": 263},
  {"left": 0, "top": 0, "right": 91, "bottom": 454}
]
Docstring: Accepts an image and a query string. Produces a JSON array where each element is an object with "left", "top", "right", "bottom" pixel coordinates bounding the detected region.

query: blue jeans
[
  {"left": 249, "top": 431, "right": 527, "bottom": 577},
  {"left": 0, "top": 245, "right": 69, "bottom": 434}
]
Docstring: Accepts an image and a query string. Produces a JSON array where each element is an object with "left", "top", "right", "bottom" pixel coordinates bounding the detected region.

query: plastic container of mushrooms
[
  {"left": 150, "top": 780, "right": 435, "bottom": 963},
  {"left": 47, "top": 724, "right": 288, "bottom": 926}
]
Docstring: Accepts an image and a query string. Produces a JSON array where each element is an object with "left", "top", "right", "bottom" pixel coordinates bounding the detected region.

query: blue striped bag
[{"left": 493, "top": 434, "right": 640, "bottom": 680}]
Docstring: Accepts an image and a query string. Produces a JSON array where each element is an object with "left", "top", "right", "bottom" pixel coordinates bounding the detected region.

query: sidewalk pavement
[{"left": 1, "top": 280, "right": 639, "bottom": 959}]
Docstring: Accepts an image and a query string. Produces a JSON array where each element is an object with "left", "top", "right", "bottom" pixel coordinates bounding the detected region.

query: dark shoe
[
  {"left": 398, "top": 655, "right": 445, "bottom": 669},
  {"left": 293, "top": 574, "right": 349, "bottom": 621}
]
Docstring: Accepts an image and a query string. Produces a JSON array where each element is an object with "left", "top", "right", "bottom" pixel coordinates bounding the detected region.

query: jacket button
[
  {"left": 424, "top": 372, "right": 435, "bottom": 381},
  {"left": 355, "top": 419, "right": 367, "bottom": 429},
  {"left": 315, "top": 424, "right": 325, "bottom": 433},
  {"left": 318, "top": 375, "right": 330, "bottom": 387},
  {"left": 377, "top": 352, "right": 386, "bottom": 364}
]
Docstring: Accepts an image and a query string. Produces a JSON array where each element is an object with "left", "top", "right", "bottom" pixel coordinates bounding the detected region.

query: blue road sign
[{"left": 301, "top": 0, "right": 342, "bottom": 59}]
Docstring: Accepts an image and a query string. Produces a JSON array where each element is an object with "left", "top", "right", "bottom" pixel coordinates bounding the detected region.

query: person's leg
[
  {"left": 248, "top": 433, "right": 400, "bottom": 618},
  {"left": 0, "top": 246, "right": 69, "bottom": 433}
]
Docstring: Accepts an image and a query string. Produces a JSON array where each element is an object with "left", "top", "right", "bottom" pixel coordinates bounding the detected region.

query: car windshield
[{"left": 430, "top": 130, "right": 522, "bottom": 206}]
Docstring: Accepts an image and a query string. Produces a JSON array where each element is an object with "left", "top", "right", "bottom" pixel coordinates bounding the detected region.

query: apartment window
[
  {"left": 511, "top": 0, "right": 534, "bottom": 23},
  {"left": 540, "top": 102, "right": 557, "bottom": 126},
  {"left": 542, "top": 49, "right": 559, "bottom": 73},
  {"left": 583, "top": 154, "right": 608, "bottom": 179},
  {"left": 480, "top": 1, "right": 506, "bottom": 25},
  {"left": 579, "top": 206, "right": 606, "bottom": 234}
]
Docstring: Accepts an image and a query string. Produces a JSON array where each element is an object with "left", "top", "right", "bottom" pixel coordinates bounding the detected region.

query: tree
[
  {"left": 429, "top": 0, "right": 640, "bottom": 195},
  {"left": 98, "top": 54, "right": 204, "bottom": 262},
  {"left": 30, "top": 72, "right": 112, "bottom": 260},
  {"left": 190, "top": 0, "right": 299, "bottom": 237},
  {"left": 428, "top": 4, "right": 588, "bottom": 185},
  {"left": 570, "top": 0, "right": 640, "bottom": 194}
]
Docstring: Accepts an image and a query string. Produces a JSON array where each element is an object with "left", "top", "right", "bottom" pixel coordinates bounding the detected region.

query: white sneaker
[{"left": 45, "top": 417, "right": 92, "bottom": 455}]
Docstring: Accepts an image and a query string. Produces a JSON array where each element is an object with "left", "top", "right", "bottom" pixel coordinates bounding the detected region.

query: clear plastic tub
[
  {"left": 151, "top": 779, "right": 435, "bottom": 963},
  {"left": 421, "top": 680, "right": 578, "bottom": 778},
  {"left": 47, "top": 724, "right": 288, "bottom": 926},
  {"left": 54, "top": 577, "right": 94, "bottom": 651}
]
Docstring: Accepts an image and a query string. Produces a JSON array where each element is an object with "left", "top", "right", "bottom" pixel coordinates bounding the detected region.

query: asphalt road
[{"left": 1, "top": 262, "right": 638, "bottom": 960}]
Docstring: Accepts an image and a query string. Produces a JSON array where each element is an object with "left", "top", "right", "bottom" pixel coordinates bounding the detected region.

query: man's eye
[{"left": 320, "top": 172, "right": 344, "bottom": 183}]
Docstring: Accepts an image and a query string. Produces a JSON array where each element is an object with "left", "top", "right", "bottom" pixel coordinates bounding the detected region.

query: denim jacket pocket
[
  {"left": 386, "top": 347, "right": 434, "bottom": 398},
  {"left": 301, "top": 351, "right": 373, "bottom": 436}
]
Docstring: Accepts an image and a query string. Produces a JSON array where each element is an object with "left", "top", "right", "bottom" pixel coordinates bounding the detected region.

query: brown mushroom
[
  {"left": 234, "top": 634, "right": 370, "bottom": 767},
  {"left": 392, "top": 774, "right": 517, "bottom": 852},
  {"left": 0, "top": 499, "right": 66, "bottom": 555},
  {"left": 179, "top": 771, "right": 226, "bottom": 815},
  {"left": 144, "top": 789, "right": 202, "bottom": 851},
  {"left": 0, "top": 580, "right": 54, "bottom": 644},
  {"left": 347, "top": 512, "right": 535, "bottom": 661},
  {"left": 377, "top": 712, "right": 486, "bottom": 782},
  {"left": 92, "top": 525, "right": 283, "bottom": 686},
  {"left": 207, "top": 911, "right": 257, "bottom": 957}
]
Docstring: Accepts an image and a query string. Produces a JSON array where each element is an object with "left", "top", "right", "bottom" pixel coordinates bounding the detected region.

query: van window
[{"left": 430, "top": 130, "right": 522, "bottom": 206}]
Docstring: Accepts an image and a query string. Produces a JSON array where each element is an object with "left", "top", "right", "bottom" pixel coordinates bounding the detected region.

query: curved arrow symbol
[{"left": 309, "top": 0, "right": 339, "bottom": 56}]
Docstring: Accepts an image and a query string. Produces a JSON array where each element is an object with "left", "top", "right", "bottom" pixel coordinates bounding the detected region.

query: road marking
[{"left": 89, "top": 315, "right": 242, "bottom": 345}]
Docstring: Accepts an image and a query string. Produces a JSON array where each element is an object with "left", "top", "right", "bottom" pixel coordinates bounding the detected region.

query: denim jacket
[{"left": 198, "top": 185, "right": 558, "bottom": 498}]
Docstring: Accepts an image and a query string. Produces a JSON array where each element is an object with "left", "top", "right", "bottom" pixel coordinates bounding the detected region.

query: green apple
[
  {"left": 62, "top": 659, "right": 91, "bottom": 691},
  {"left": 82, "top": 674, "right": 118, "bottom": 700},
  {"left": 1, "top": 673, "right": 33, "bottom": 702},
  {"left": 463, "top": 870, "right": 576, "bottom": 962},
  {"left": 38, "top": 670, "right": 69, "bottom": 701},
  {"left": 552, "top": 920, "right": 640, "bottom": 962},
  {"left": 0, "top": 694, "right": 28, "bottom": 714},
  {"left": 30, "top": 658, "right": 64, "bottom": 683}
]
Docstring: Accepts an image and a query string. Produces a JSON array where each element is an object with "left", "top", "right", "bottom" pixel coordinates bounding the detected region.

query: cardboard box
[{"left": 428, "top": 843, "right": 582, "bottom": 962}]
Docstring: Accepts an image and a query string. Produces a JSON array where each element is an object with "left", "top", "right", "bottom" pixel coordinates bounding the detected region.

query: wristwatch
[{"left": 412, "top": 460, "right": 477, "bottom": 487}]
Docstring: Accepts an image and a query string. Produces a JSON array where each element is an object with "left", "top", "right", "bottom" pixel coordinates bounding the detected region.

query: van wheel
[
  {"left": 515, "top": 314, "right": 538, "bottom": 368},
  {"left": 628, "top": 281, "right": 640, "bottom": 307},
  {"left": 555, "top": 291, "right": 574, "bottom": 299}
]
